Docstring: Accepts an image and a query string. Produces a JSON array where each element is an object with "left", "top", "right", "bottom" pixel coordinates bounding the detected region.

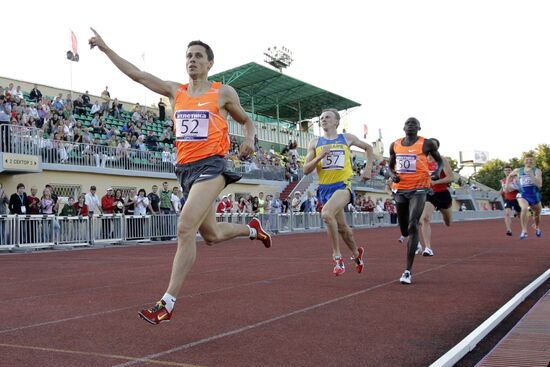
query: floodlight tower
[{"left": 264, "top": 46, "right": 294, "bottom": 72}]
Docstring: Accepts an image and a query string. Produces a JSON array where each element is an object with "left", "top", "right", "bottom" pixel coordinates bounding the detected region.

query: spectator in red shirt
[
  {"left": 101, "top": 188, "right": 116, "bottom": 214},
  {"left": 216, "top": 196, "right": 228, "bottom": 214},
  {"left": 74, "top": 194, "right": 89, "bottom": 216},
  {"left": 26, "top": 186, "right": 41, "bottom": 214}
]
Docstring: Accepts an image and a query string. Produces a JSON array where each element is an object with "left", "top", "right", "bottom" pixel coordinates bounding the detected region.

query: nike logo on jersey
[
  {"left": 408, "top": 149, "right": 416, "bottom": 153},
  {"left": 197, "top": 102, "right": 211, "bottom": 106}
]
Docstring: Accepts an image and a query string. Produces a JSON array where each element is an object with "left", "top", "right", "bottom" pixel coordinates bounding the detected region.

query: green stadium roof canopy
[{"left": 209, "top": 62, "right": 361, "bottom": 122}]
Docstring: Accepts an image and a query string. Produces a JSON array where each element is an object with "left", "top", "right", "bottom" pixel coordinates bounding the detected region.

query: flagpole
[{"left": 142, "top": 52, "right": 146, "bottom": 111}]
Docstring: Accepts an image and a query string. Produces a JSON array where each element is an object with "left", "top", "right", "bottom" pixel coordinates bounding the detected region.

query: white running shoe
[
  {"left": 400, "top": 270, "right": 412, "bottom": 284},
  {"left": 398, "top": 235, "right": 406, "bottom": 243},
  {"left": 422, "top": 247, "right": 434, "bottom": 257},
  {"left": 415, "top": 242, "right": 423, "bottom": 255}
]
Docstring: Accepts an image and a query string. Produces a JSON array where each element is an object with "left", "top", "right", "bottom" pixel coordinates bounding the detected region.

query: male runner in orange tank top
[
  {"left": 388, "top": 117, "right": 442, "bottom": 285},
  {"left": 89, "top": 29, "right": 272, "bottom": 325}
]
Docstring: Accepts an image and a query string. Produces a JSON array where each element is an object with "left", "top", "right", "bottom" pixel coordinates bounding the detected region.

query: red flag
[
  {"left": 363, "top": 123, "right": 368, "bottom": 139},
  {"left": 71, "top": 31, "right": 78, "bottom": 56}
]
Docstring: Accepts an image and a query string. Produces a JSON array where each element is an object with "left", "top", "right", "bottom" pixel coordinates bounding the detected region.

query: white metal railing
[{"left": 0, "top": 211, "right": 505, "bottom": 251}]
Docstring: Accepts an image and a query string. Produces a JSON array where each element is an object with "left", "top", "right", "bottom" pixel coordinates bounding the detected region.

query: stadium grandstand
[{"left": 0, "top": 64, "right": 503, "bottom": 249}]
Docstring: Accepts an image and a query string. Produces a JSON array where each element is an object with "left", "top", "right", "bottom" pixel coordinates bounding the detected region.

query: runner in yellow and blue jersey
[{"left": 304, "top": 108, "right": 374, "bottom": 276}]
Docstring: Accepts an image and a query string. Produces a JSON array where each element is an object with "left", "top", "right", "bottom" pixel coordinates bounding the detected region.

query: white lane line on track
[{"left": 112, "top": 250, "right": 494, "bottom": 367}]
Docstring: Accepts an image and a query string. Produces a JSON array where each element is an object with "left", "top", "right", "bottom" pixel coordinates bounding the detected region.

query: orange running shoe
[
  {"left": 333, "top": 257, "right": 345, "bottom": 276},
  {"left": 248, "top": 217, "right": 272, "bottom": 248},
  {"left": 138, "top": 300, "right": 172, "bottom": 325},
  {"left": 351, "top": 247, "right": 365, "bottom": 274}
]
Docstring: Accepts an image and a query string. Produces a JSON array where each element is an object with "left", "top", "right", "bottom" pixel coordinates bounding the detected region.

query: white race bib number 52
[{"left": 175, "top": 110, "right": 209, "bottom": 141}]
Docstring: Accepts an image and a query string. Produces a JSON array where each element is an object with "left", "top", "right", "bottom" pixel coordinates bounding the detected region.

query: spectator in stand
[
  {"left": 159, "top": 182, "right": 172, "bottom": 214},
  {"left": 251, "top": 196, "right": 259, "bottom": 213},
  {"left": 60, "top": 197, "right": 77, "bottom": 216},
  {"left": 90, "top": 100, "right": 101, "bottom": 115},
  {"left": 303, "top": 191, "right": 317, "bottom": 213},
  {"left": 101, "top": 86, "right": 110, "bottom": 101},
  {"left": 113, "top": 189, "right": 125, "bottom": 214},
  {"left": 26, "top": 186, "right": 40, "bottom": 214},
  {"left": 131, "top": 109, "right": 141, "bottom": 123},
  {"left": 144, "top": 130, "right": 159, "bottom": 151},
  {"left": 74, "top": 194, "right": 89, "bottom": 216},
  {"left": 363, "top": 196, "right": 375, "bottom": 212},
  {"left": 90, "top": 113, "right": 100, "bottom": 128},
  {"left": 216, "top": 195, "right": 227, "bottom": 214},
  {"left": 270, "top": 193, "right": 282, "bottom": 214},
  {"left": 0, "top": 184, "right": 8, "bottom": 244},
  {"left": 82, "top": 91, "right": 91, "bottom": 108},
  {"left": 160, "top": 127, "right": 173, "bottom": 144},
  {"left": 85, "top": 185, "right": 102, "bottom": 216},
  {"left": 282, "top": 196, "right": 290, "bottom": 213},
  {"left": 134, "top": 189, "right": 150, "bottom": 216},
  {"left": 13, "top": 86, "right": 24, "bottom": 101},
  {"left": 82, "top": 127, "right": 93, "bottom": 144},
  {"left": 384, "top": 198, "right": 398, "bottom": 224},
  {"left": 171, "top": 187, "right": 181, "bottom": 213},
  {"left": 125, "top": 189, "right": 136, "bottom": 215},
  {"left": 226, "top": 193, "right": 234, "bottom": 213},
  {"left": 147, "top": 185, "right": 160, "bottom": 214},
  {"left": 257, "top": 192, "right": 266, "bottom": 214},
  {"left": 111, "top": 98, "right": 121, "bottom": 119},
  {"left": 44, "top": 184, "right": 58, "bottom": 214},
  {"left": 73, "top": 96, "right": 86, "bottom": 115},
  {"left": 39, "top": 187, "right": 58, "bottom": 215},
  {"left": 52, "top": 96, "right": 64, "bottom": 111},
  {"left": 101, "top": 188, "right": 116, "bottom": 214},
  {"left": 106, "top": 125, "right": 119, "bottom": 140},
  {"left": 243, "top": 194, "right": 252, "bottom": 213},
  {"left": 161, "top": 145, "right": 173, "bottom": 169},
  {"left": 29, "top": 84, "right": 42, "bottom": 103},
  {"left": 237, "top": 197, "right": 246, "bottom": 213},
  {"left": 158, "top": 98, "right": 166, "bottom": 121},
  {"left": 291, "top": 191, "right": 302, "bottom": 212},
  {"left": 0, "top": 95, "right": 12, "bottom": 150}
]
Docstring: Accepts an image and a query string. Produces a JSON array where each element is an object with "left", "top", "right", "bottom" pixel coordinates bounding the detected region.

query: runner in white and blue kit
[{"left": 509, "top": 154, "right": 543, "bottom": 240}]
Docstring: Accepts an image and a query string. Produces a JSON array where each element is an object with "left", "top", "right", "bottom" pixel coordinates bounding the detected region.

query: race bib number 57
[
  {"left": 396, "top": 154, "right": 417, "bottom": 173},
  {"left": 175, "top": 110, "right": 209, "bottom": 141},
  {"left": 321, "top": 150, "right": 345, "bottom": 170}
]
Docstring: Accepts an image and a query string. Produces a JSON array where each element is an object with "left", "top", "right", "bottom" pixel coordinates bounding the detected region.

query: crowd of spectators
[{"left": 0, "top": 181, "right": 185, "bottom": 218}]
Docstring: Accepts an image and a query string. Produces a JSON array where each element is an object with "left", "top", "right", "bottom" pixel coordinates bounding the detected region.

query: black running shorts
[
  {"left": 504, "top": 199, "right": 521, "bottom": 213},
  {"left": 426, "top": 190, "right": 452, "bottom": 211},
  {"left": 175, "top": 156, "right": 241, "bottom": 200},
  {"left": 392, "top": 188, "right": 429, "bottom": 204}
]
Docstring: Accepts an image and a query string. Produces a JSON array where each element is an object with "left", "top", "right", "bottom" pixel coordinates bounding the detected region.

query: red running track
[{"left": 0, "top": 218, "right": 548, "bottom": 367}]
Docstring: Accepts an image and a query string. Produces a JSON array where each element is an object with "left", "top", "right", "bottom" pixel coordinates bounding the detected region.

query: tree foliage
[{"left": 472, "top": 144, "right": 549, "bottom": 205}]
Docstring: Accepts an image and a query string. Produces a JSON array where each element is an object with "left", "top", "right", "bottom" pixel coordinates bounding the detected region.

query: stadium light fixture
[{"left": 264, "top": 45, "right": 294, "bottom": 72}]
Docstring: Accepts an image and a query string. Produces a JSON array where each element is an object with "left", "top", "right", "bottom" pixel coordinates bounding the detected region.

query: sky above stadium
[{"left": 3, "top": 0, "right": 550, "bottom": 164}]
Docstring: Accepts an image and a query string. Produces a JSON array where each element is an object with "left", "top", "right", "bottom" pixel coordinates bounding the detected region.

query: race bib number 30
[
  {"left": 175, "top": 110, "right": 209, "bottom": 141},
  {"left": 321, "top": 150, "right": 345, "bottom": 170},
  {"left": 396, "top": 154, "right": 417, "bottom": 173}
]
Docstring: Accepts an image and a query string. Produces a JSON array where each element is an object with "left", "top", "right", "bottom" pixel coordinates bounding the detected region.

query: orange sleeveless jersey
[
  {"left": 173, "top": 81, "right": 230, "bottom": 164},
  {"left": 392, "top": 136, "right": 430, "bottom": 190}
]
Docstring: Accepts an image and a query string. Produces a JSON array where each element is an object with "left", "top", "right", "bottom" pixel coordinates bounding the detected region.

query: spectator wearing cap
[
  {"left": 291, "top": 191, "right": 302, "bottom": 212},
  {"left": 101, "top": 188, "right": 116, "bottom": 214},
  {"left": 85, "top": 186, "right": 102, "bottom": 216}
]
